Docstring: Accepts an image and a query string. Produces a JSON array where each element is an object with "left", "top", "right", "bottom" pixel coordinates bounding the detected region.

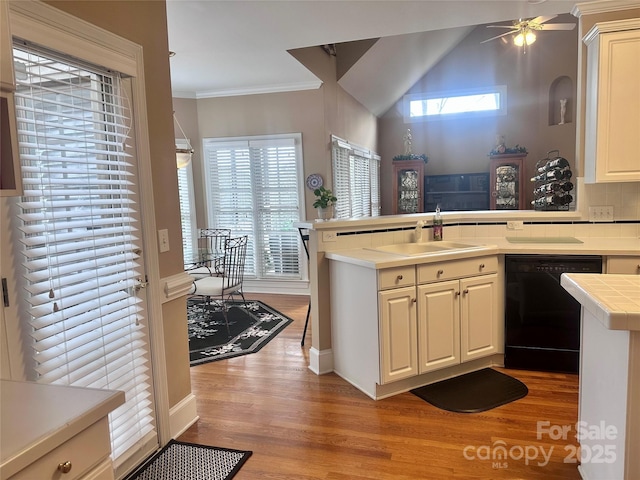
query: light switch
[{"left": 158, "top": 229, "right": 170, "bottom": 252}]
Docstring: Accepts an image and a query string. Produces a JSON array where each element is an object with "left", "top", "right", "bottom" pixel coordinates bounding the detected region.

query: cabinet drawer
[
  {"left": 607, "top": 256, "right": 640, "bottom": 274},
  {"left": 378, "top": 266, "right": 415, "bottom": 290},
  {"left": 9, "top": 418, "right": 111, "bottom": 480},
  {"left": 417, "top": 256, "right": 498, "bottom": 284}
]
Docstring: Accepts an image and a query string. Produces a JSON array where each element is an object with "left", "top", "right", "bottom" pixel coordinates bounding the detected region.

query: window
[
  {"left": 10, "top": 42, "right": 156, "bottom": 467},
  {"left": 202, "top": 134, "right": 304, "bottom": 282},
  {"left": 404, "top": 85, "right": 507, "bottom": 122},
  {"left": 176, "top": 141, "right": 197, "bottom": 263},
  {"left": 332, "top": 136, "right": 380, "bottom": 219}
]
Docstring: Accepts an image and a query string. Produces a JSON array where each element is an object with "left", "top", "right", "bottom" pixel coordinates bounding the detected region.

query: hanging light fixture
[
  {"left": 173, "top": 112, "right": 194, "bottom": 168},
  {"left": 514, "top": 28, "right": 537, "bottom": 47}
]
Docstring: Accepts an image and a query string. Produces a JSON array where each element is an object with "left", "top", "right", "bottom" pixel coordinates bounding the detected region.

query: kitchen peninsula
[
  {"left": 299, "top": 210, "right": 640, "bottom": 380},
  {"left": 560, "top": 274, "right": 640, "bottom": 480}
]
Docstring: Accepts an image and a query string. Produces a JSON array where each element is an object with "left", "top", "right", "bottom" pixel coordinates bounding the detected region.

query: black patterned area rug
[
  {"left": 411, "top": 368, "right": 528, "bottom": 413},
  {"left": 188, "top": 299, "right": 293, "bottom": 366},
  {"left": 125, "top": 440, "right": 251, "bottom": 480}
]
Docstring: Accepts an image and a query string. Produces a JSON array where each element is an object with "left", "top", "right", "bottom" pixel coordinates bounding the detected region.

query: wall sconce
[
  {"left": 173, "top": 112, "right": 194, "bottom": 168},
  {"left": 514, "top": 29, "right": 536, "bottom": 47}
]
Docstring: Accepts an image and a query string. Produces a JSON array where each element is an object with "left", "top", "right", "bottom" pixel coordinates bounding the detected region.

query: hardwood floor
[{"left": 179, "top": 294, "right": 581, "bottom": 479}]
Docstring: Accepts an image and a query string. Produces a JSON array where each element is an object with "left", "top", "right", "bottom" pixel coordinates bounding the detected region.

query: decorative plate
[{"left": 305, "top": 174, "right": 324, "bottom": 190}]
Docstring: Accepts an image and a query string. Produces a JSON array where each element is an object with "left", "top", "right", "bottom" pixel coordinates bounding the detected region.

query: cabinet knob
[
  {"left": 58, "top": 461, "right": 72, "bottom": 474},
  {"left": 437, "top": 269, "right": 444, "bottom": 276},
  {"left": 479, "top": 263, "right": 485, "bottom": 269},
  {"left": 412, "top": 298, "right": 417, "bottom": 303},
  {"left": 455, "top": 291, "right": 460, "bottom": 296},
  {"left": 463, "top": 289, "right": 469, "bottom": 295},
  {"left": 397, "top": 274, "right": 403, "bottom": 280}
]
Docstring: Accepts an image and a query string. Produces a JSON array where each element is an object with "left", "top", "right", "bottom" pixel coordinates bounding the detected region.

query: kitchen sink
[{"left": 368, "top": 241, "right": 484, "bottom": 256}]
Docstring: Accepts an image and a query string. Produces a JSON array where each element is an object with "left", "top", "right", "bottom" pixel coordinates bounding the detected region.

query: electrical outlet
[
  {"left": 588, "top": 206, "right": 614, "bottom": 222},
  {"left": 322, "top": 231, "right": 337, "bottom": 242},
  {"left": 158, "top": 229, "right": 170, "bottom": 252},
  {"left": 507, "top": 221, "right": 524, "bottom": 230}
]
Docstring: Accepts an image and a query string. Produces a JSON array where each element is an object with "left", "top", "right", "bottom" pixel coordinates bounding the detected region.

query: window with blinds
[
  {"left": 176, "top": 146, "right": 197, "bottom": 263},
  {"left": 203, "top": 135, "right": 303, "bottom": 279},
  {"left": 12, "top": 43, "right": 156, "bottom": 464},
  {"left": 332, "top": 136, "right": 381, "bottom": 219}
]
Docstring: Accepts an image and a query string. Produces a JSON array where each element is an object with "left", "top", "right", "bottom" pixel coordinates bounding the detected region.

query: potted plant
[{"left": 313, "top": 186, "right": 337, "bottom": 220}]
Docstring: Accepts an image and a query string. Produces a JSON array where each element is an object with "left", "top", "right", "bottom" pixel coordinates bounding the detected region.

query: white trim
[
  {"left": 192, "top": 80, "right": 323, "bottom": 99},
  {"left": 308, "top": 347, "right": 333, "bottom": 375},
  {"left": 572, "top": 0, "right": 640, "bottom": 17},
  {"left": 169, "top": 393, "right": 199, "bottom": 439},
  {"left": 163, "top": 272, "right": 194, "bottom": 302},
  {"left": 8, "top": 0, "right": 171, "bottom": 458},
  {"left": 584, "top": 18, "right": 640, "bottom": 43}
]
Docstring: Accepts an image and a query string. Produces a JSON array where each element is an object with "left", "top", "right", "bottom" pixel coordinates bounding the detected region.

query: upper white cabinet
[
  {"left": 583, "top": 19, "right": 640, "bottom": 183},
  {"left": 1, "top": 0, "right": 15, "bottom": 92}
]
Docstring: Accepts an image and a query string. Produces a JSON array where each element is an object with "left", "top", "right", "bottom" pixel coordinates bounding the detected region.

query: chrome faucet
[{"left": 414, "top": 220, "right": 425, "bottom": 242}]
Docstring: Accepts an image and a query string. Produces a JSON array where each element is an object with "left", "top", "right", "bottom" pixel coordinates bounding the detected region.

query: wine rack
[{"left": 531, "top": 150, "right": 574, "bottom": 211}]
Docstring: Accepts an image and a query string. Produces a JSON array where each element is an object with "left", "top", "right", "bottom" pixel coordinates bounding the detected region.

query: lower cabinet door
[
  {"left": 378, "top": 286, "right": 417, "bottom": 384},
  {"left": 417, "top": 280, "right": 460, "bottom": 373},
  {"left": 460, "top": 273, "right": 498, "bottom": 362}
]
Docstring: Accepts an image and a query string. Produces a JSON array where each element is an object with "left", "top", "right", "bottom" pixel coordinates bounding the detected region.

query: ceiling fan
[{"left": 481, "top": 15, "right": 576, "bottom": 50}]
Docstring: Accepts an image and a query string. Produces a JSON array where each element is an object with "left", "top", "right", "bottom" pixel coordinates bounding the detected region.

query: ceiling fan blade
[
  {"left": 531, "top": 15, "right": 557, "bottom": 25},
  {"left": 540, "top": 23, "right": 576, "bottom": 31},
  {"left": 481, "top": 31, "right": 516, "bottom": 44},
  {"left": 486, "top": 25, "right": 519, "bottom": 29}
]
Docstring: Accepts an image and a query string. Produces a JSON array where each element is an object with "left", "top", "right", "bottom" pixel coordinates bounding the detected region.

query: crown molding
[{"left": 572, "top": 0, "right": 640, "bottom": 17}]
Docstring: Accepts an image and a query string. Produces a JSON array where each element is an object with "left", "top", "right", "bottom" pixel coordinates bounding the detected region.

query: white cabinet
[
  {"left": 607, "top": 256, "right": 640, "bottom": 274},
  {"left": 417, "top": 258, "right": 499, "bottom": 374},
  {"left": 329, "top": 253, "right": 501, "bottom": 399},
  {"left": 379, "top": 286, "right": 418, "bottom": 383},
  {"left": 583, "top": 19, "right": 640, "bottom": 183}
]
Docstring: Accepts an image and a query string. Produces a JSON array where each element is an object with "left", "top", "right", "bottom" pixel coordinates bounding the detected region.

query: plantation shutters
[
  {"left": 203, "top": 134, "right": 303, "bottom": 279},
  {"left": 11, "top": 43, "right": 156, "bottom": 466},
  {"left": 331, "top": 135, "right": 381, "bottom": 219},
  {"left": 177, "top": 148, "right": 197, "bottom": 263}
]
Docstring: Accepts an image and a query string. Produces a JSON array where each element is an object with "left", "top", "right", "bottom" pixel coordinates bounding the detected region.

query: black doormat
[
  {"left": 411, "top": 368, "right": 528, "bottom": 413},
  {"left": 188, "top": 299, "right": 293, "bottom": 366},
  {"left": 125, "top": 439, "right": 251, "bottom": 480}
]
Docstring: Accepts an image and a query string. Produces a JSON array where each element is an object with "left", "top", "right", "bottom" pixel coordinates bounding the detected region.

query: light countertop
[
  {"left": 561, "top": 274, "right": 640, "bottom": 331},
  {"left": 325, "top": 236, "right": 639, "bottom": 269},
  {"left": 0, "top": 380, "right": 125, "bottom": 478}
]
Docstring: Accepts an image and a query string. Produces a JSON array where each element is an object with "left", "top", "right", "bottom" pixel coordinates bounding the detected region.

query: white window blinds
[
  {"left": 12, "top": 44, "right": 155, "bottom": 464},
  {"left": 203, "top": 135, "right": 303, "bottom": 279},
  {"left": 331, "top": 136, "right": 380, "bottom": 219},
  {"left": 177, "top": 147, "right": 197, "bottom": 263}
]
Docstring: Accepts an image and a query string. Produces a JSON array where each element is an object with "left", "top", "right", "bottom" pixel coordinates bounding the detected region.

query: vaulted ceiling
[{"left": 166, "top": 0, "right": 575, "bottom": 115}]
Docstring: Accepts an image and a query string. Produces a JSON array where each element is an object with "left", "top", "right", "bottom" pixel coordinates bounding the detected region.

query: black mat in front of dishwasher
[{"left": 411, "top": 368, "right": 528, "bottom": 413}]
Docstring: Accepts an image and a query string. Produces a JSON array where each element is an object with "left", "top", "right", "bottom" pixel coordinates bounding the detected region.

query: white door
[
  {"left": 378, "top": 286, "right": 418, "bottom": 384},
  {"left": 417, "top": 280, "right": 460, "bottom": 373},
  {"left": 1, "top": 31, "right": 159, "bottom": 477},
  {"left": 460, "top": 274, "right": 498, "bottom": 362}
]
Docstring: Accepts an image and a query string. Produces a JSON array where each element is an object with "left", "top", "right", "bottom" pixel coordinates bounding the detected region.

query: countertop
[
  {"left": 561, "top": 274, "right": 640, "bottom": 331},
  {"left": 325, "top": 236, "right": 639, "bottom": 269},
  {"left": 0, "top": 380, "right": 125, "bottom": 478}
]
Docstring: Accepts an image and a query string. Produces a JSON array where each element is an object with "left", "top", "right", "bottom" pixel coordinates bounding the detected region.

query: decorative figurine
[
  {"left": 559, "top": 98, "right": 567, "bottom": 125},
  {"left": 403, "top": 128, "right": 412, "bottom": 155}
]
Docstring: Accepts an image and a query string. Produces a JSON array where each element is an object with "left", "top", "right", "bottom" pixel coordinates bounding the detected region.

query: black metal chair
[
  {"left": 189, "top": 236, "right": 248, "bottom": 333},
  {"left": 186, "top": 228, "right": 231, "bottom": 279}
]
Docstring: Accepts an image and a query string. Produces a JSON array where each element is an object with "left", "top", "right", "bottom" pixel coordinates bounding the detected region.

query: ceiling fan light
[{"left": 513, "top": 30, "right": 536, "bottom": 47}]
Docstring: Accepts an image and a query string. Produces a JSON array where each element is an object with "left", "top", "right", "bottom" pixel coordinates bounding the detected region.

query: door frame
[{"left": 7, "top": 0, "right": 170, "bottom": 466}]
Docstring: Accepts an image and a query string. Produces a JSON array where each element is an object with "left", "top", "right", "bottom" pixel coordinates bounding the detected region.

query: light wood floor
[{"left": 179, "top": 293, "right": 581, "bottom": 479}]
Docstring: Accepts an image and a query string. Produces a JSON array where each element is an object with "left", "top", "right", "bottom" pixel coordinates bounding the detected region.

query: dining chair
[
  {"left": 186, "top": 228, "right": 231, "bottom": 279},
  {"left": 189, "top": 235, "right": 248, "bottom": 333}
]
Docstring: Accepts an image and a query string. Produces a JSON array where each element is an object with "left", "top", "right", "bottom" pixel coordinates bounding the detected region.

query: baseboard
[
  {"left": 169, "top": 393, "right": 199, "bottom": 439},
  {"left": 308, "top": 347, "right": 333, "bottom": 375}
]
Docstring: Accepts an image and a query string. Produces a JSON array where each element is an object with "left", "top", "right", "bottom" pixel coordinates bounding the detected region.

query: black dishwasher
[{"left": 505, "top": 255, "right": 602, "bottom": 374}]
